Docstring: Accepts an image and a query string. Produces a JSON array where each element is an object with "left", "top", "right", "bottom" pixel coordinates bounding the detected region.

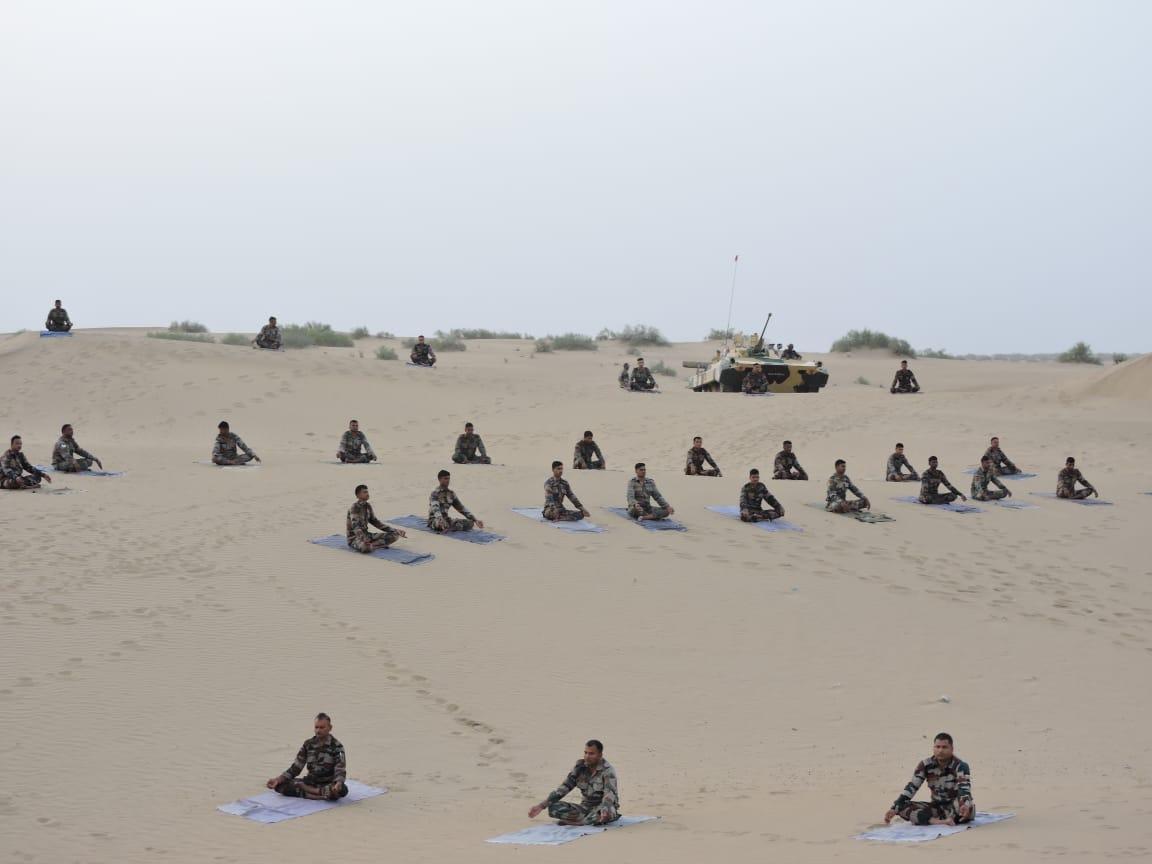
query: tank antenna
[{"left": 723, "top": 254, "right": 739, "bottom": 350}]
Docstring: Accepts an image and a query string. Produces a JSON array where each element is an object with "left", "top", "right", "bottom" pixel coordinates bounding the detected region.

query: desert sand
[{"left": 2, "top": 329, "right": 1150, "bottom": 863}]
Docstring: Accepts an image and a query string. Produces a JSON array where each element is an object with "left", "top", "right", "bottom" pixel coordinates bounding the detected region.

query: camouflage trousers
[
  {"left": 741, "top": 507, "right": 782, "bottom": 522},
  {"left": 685, "top": 463, "right": 720, "bottom": 477},
  {"left": 973, "top": 489, "right": 1008, "bottom": 501},
  {"left": 628, "top": 503, "right": 670, "bottom": 520},
  {"left": 410, "top": 357, "right": 435, "bottom": 367},
  {"left": 213, "top": 454, "right": 254, "bottom": 465},
  {"left": 1, "top": 475, "right": 41, "bottom": 490},
  {"left": 1058, "top": 488, "right": 1093, "bottom": 500},
  {"left": 891, "top": 384, "right": 919, "bottom": 393},
  {"left": 349, "top": 529, "right": 399, "bottom": 552},
  {"left": 630, "top": 381, "right": 656, "bottom": 391},
  {"left": 993, "top": 462, "right": 1019, "bottom": 476},
  {"left": 897, "top": 799, "right": 973, "bottom": 826},
  {"left": 887, "top": 471, "right": 919, "bottom": 481},
  {"left": 543, "top": 505, "right": 583, "bottom": 522},
  {"left": 46, "top": 322, "right": 72, "bottom": 332},
  {"left": 773, "top": 467, "right": 808, "bottom": 481},
  {"left": 428, "top": 514, "right": 474, "bottom": 532},
  {"left": 254, "top": 337, "right": 279, "bottom": 349},
  {"left": 826, "top": 499, "right": 866, "bottom": 513},
  {"left": 547, "top": 801, "right": 619, "bottom": 825},
  {"left": 55, "top": 458, "right": 94, "bottom": 472},
  {"left": 452, "top": 453, "right": 491, "bottom": 464},
  {"left": 573, "top": 457, "right": 604, "bottom": 470},
  {"left": 338, "top": 451, "right": 373, "bottom": 463},
  {"left": 273, "top": 777, "right": 349, "bottom": 801},
  {"left": 919, "top": 492, "right": 958, "bottom": 504}
]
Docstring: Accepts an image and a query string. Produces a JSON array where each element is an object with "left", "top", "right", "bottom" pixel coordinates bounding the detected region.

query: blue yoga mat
[
  {"left": 963, "top": 468, "right": 1037, "bottom": 479},
  {"left": 38, "top": 465, "right": 124, "bottom": 477},
  {"left": 308, "top": 534, "right": 434, "bottom": 565},
  {"left": 706, "top": 505, "right": 803, "bottom": 532},
  {"left": 40, "top": 330, "right": 73, "bottom": 338},
  {"left": 602, "top": 506, "right": 686, "bottom": 531},
  {"left": 511, "top": 507, "right": 604, "bottom": 533},
  {"left": 892, "top": 496, "right": 983, "bottom": 513},
  {"left": 388, "top": 514, "right": 505, "bottom": 544},
  {"left": 405, "top": 362, "right": 435, "bottom": 369},
  {"left": 992, "top": 499, "right": 1039, "bottom": 510},
  {"left": 1029, "top": 492, "right": 1113, "bottom": 506}
]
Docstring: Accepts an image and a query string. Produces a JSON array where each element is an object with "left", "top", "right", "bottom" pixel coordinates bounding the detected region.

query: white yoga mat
[
  {"left": 855, "top": 811, "right": 1013, "bottom": 843},
  {"left": 195, "top": 460, "right": 261, "bottom": 468},
  {"left": 511, "top": 507, "right": 604, "bottom": 533},
  {"left": 217, "top": 780, "right": 387, "bottom": 824},
  {"left": 486, "top": 815, "right": 659, "bottom": 845}
]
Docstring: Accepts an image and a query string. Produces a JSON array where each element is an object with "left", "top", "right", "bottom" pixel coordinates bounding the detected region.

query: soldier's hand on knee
[
  {"left": 581, "top": 509, "right": 590, "bottom": 517},
  {"left": 267, "top": 776, "right": 282, "bottom": 789},
  {"left": 529, "top": 804, "right": 544, "bottom": 819},
  {"left": 475, "top": 519, "right": 485, "bottom": 529},
  {"left": 397, "top": 529, "right": 407, "bottom": 537},
  {"left": 884, "top": 809, "right": 896, "bottom": 824}
]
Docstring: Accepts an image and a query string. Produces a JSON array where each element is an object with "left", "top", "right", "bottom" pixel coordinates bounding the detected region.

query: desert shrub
[
  {"left": 148, "top": 330, "right": 215, "bottom": 343},
  {"left": 596, "top": 327, "right": 617, "bottom": 341},
  {"left": 534, "top": 339, "right": 554, "bottom": 353},
  {"left": 282, "top": 322, "right": 354, "bottom": 349},
  {"left": 546, "top": 333, "right": 597, "bottom": 351},
  {"left": 375, "top": 345, "right": 398, "bottom": 360},
  {"left": 619, "top": 324, "right": 670, "bottom": 347},
  {"left": 920, "top": 347, "right": 953, "bottom": 359},
  {"left": 402, "top": 334, "right": 466, "bottom": 352},
  {"left": 1058, "top": 341, "right": 1101, "bottom": 364},
  {"left": 221, "top": 333, "right": 249, "bottom": 346},
  {"left": 449, "top": 328, "right": 524, "bottom": 339},
  {"left": 706, "top": 328, "right": 734, "bottom": 340},
  {"left": 1112, "top": 353, "right": 1129, "bottom": 365},
  {"left": 169, "top": 320, "right": 208, "bottom": 333},
  {"left": 350, "top": 326, "right": 370, "bottom": 339},
  {"left": 854, "top": 376, "right": 871, "bottom": 385},
  {"left": 830, "top": 329, "right": 916, "bottom": 357},
  {"left": 375, "top": 330, "right": 396, "bottom": 339},
  {"left": 649, "top": 360, "right": 677, "bottom": 377}
]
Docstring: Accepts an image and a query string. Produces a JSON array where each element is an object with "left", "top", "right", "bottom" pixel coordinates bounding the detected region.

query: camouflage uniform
[
  {"left": 544, "top": 760, "right": 621, "bottom": 825},
  {"left": 892, "top": 755, "right": 974, "bottom": 826},
  {"left": 46, "top": 307, "right": 72, "bottom": 331},
  {"left": 970, "top": 465, "right": 1009, "bottom": 500},
  {"left": 825, "top": 473, "right": 867, "bottom": 512},
  {"left": 543, "top": 475, "right": 585, "bottom": 521},
  {"left": 617, "top": 365, "right": 630, "bottom": 389},
  {"left": 428, "top": 486, "right": 476, "bottom": 532},
  {"left": 742, "top": 368, "right": 769, "bottom": 393},
  {"left": 337, "top": 430, "right": 376, "bottom": 463},
  {"left": 1057, "top": 466, "right": 1095, "bottom": 500},
  {"left": 886, "top": 452, "right": 919, "bottom": 481},
  {"left": 272, "top": 735, "right": 349, "bottom": 800},
  {"left": 739, "top": 481, "right": 782, "bottom": 521},
  {"left": 626, "top": 476, "right": 671, "bottom": 519},
  {"left": 346, "top": 500, "right": 400, "bottom": 552},
  {"left": 630, "top": 366, "right": 656, "bottom": 391},
  {"left": 452, "top": 432, "right": 490, "bottom": 464},
  {"left": 410, "top": 343, "right": 436, "bottom": 366},
  {"left": 0, "top": 449, "right": 44, "bottom": 489},
  {"left": 772, "top": 449, "right": 808, "bottom": 480},
  {"left": 255, "top": 324, "right": 281, "bottom": 350},
  {"left": 685, "top": 446, "right": 720, "bottom": 476},
  {"left": 212, "top": 432, "right": 255, "bottom": 465},
  {"left": 983, "top": 446, "right": 1019, "bottom": 476},
  {"left": 919, "top": 467, "right": 962, "bottom": 504},
  {"left": 573, "top": 440, "right": 605, "bottom": 470},
  {"left": 891, "top": 368, "right": 919, "bottom": 393},
  {"left": 52, "top": 435, "right": 96, "bottom": 472}
]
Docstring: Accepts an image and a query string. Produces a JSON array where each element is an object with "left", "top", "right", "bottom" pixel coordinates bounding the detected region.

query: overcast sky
[{"left": 2, "top": 1, "right": 1148, "bottom": 353}]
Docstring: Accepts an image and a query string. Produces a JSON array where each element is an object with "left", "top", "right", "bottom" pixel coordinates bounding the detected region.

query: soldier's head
[
  {"left": 1066, "top": 456, "right": 1076, "bottom": 466},
  {"left": 10, "top": 435, "right": 22, "bottom": 452},
  {"left": 782, "top": 440, "right": 793, "bottom": 452},
  {"left": 61, "top": 423, "right": 74, "bottom": 438},
  {"left": 788, "top": 343, "right": 794, "bottom": 349},
  {"left": 693, "top": 436, "right": 703, "bottom": 447},
  {"left": 636, "top": 358, "right": 645, "bottom": 367},
  {"left": 900, "top": 360, "right": 908, "bottom": 368},
  {"left": 551, "top": 460, "right": 564, "bottom": 478},
  {"left": 217, "top": 421, "right": 230, "bottom": 434},
  {"left": 990, "top": 436, "right": 999, "bottom": 446},
  {"left": 980, "top": 455, "right": 991, "bottom": 467},
  {"left": 895, "top": 442, "right": 904, "bottom": 453},
  {"left": 834, "top": 459, "right": 846, "bottom": 475},
  {"left": 437, "top": 469, "right": 451, "bottom": 488},
  {"left": 464, "top": 422, "right": 474, "bottom": 433},
  {"left": 269, "top": 316, "right": 277, "bottom": 325},
  {"left": 417, "top": 335, "right": 426, "bottom": 344},
  {"left": 928, "top": 456, "right": 939, "bottom": 467},
  {"left": 55, "top": 299, "right": 62, "bottom": 308},
  {"left": 749, "top": 468, "right": 760, "bottom": 481},
  {"left": 634, "top": 462, "right": 646, "bottom": 478},
  {"left": 315, "top": 713, "right": 332, "bottom": 738},
  {"left": 355, "top": 484, "right": 369, "bottom": 501},
  {"left": 349, "top": 419, "right": 359, "bottom": 432},
  {"left": 933, "top": 732, "right": 954, "bottom": 761},
  {"left": 583, "top": 430, "right": 594, "bottom": 442},
  {"left": 583, "top": 739, "right": 604, "bottom": 767}
]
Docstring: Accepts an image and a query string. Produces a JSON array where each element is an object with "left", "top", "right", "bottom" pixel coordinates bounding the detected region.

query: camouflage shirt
[
  {"left": 686, "top": 446, "right": 719, "bottom": 472},
  {"left": 346, "top": 500, "right": 387, "bottom": 542},
  {"left": 0, "top": 449, "right": 42, "bottom": 480},
  {"left": 742, "top": 370, "right": 769, "bottom": 392},
  {"left": 574, "top": 440, "right": 605, "bottom": 466},
  {"left": 1057, "top": 467, "right": 1094, "bottom": 496},
  {"left": 281, "top": 735, "right": 347, "bottom": 784},
  {"left": 892, "top": 368, "right": 918, "bottom": 389},
  {"left": 983, "top": 446, "right": 1012, "bottom": 471},
  {"left": 257, "top": 324, "right": 281, "bottom": 347},
  {"left": 630, "top": 366, "right": 655, "bottom": 388},
  {"left": 546, "top": 759, "right": 620, "bottom": 818},
  {"left": 893, "top": 755, "right": 972, "bottom": 809},
  {"left": 411, "top": 343, "right": 434, "bottom": 362},
  {"left": 740, "top": 481, "right": 781, "bottom": 513},
  {"left": 339, "top": 430, "right": 375, "bottom": 459},
  {"left": 773, "top": 450, "right": 804, "bottom": 475},
  {"left": 544, "top": 476, "right": 583, "bottom": 511},
  {"left": 212, "top": 433, "right": 253, "bottom": 461},
  {"left": 454, "top": 433, "right": 487, "bottom": 459},
  {"left": 627, "top": 476, "right": 668, "bottom": 509},
  {"left": 919, "top": 467, "right": 960, "bottom": 498},
  {"left": 428, "top": 486, "right": 475, "bottom": 522},
  {"left": 825, "top": 473, "right": 864, "bottom": 508},
  {"left": 887, "top": 452, "right": 915, "bottom": 476},
  {"left": 970, "top": 465, "right": 1007, "bottom": 497},
  {"left": 46, "top": 307, "right": 70, "bottom": 326},
  {"left": 52, "top": 435, "right": 94, "bottom": 469}
]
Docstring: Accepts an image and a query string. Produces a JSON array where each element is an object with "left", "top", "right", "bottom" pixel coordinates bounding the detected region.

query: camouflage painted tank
[{"left": 688, "top": 330, "right": 829, "bottom": 393}]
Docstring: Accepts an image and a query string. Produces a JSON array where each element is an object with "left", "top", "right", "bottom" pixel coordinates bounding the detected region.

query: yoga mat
[
  {"left": 706, "top": 505, "right": 802, "bottom": 532},
  {"left": 992, "top": 499, "right": 1039, "bottom": 510},
  {"left": 308, "top": 534, "right": 434, "bottom": 565},
  {"left": 1030, "top": 492, "right": 1113, "bottom": 506},
  {"left": 38, "top": 465, "right": 124, "bottom": 477},
  {"left": 511, "top": 507, "right": 604, "bottom": 533},
  {"left": 805, "top": 502, "right": 894, "bottom": 523},
  {"left": 743, "top": 392, "right": 773, "bottom": 397},
  {"left": 855, "top": 812, "right": 1013, "bottom": 844},
  {"left": 892, "top": 496, "right": 984, "bottom": 513},
  {"left": 324, "top": 460, "right": 381, "bottom": 466},
  {"left": 625, "top": 389, "right": 662, "bottom": 395},
  {"left": 40, "top": 330, "right": 73, "bottom": 337},
  {"left": 964, "top": 468, "right": 1037, "bottom": 479},
  {"left": 389, "top": 514, "right": 505, "bottom": 543},
  {"left": 486, "top": 815, "right": 659, "bottom": 846},
  {"left": 603, "top": 506, "right": 687, "bottom": 531},
  {"left": 405, "top": 362, "right": 435, "bottom": 369},
  {"left": 218, "top": 780, "right": 386, "bottom": 824},
  {"left": 195, "top": 460, "right": 261, "bottom": 468}
]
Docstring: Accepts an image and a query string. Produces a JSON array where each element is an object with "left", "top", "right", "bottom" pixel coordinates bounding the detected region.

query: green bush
[
  {"left": 1058, "top": 341, "right": 1101, "bottom": 364},
  {"left": 449, "top": 328, "right": 524, "bottom": 339},
  {"left": 148, "top": 330, "right": 215, "bottom": 343},
  {"left": 920, "top": 347, "right": 953, "bottom": 359},
  {"left": 619, "top": 324, "right": 670, "bottom": 347},
  {"left": 1112, "top": 353, "right": 1129, "bottom": 365},
  {"left": 534, "top": 339, "right": 554, "bottom": 353},
  {"left": 350, "top": 326, "right": 370, "bottom": 339},
  {"left": 706, "top": 328, "right": 734, "bottom": 341},
  {"left": 221, "top": 333, "right": 249, "bottom": 346},
  {"left": 375, "top": 330, "right": 396, "bottom": 339},
  {"left": 169, "top": 320, "right": 208, "bottom": 333},
  {"left": 282, "top": 322, "right": 354, "bottom": 349},
  {"left": 830, "top": 329, "right": 916, "bottom": 357},
  {"left": 649, "top": 360, "right": 677, "bottom": 377},
  {"left": 402, "top": 334, "right": 467, "bottom": 352},
  {"left": 375, "top": 345, "right": 398, "bottom": 360},
  {"left": 546, "top": 333, "right": 597, "bottom": 351}
]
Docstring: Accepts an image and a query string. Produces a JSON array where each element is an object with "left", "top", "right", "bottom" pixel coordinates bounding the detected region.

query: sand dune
[
  {"left": 1081, "top": 352, "right": 1152, "bottom": 400},
  {"left": 1, "top": 329, "right": 1150, "bottom": 863}
]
